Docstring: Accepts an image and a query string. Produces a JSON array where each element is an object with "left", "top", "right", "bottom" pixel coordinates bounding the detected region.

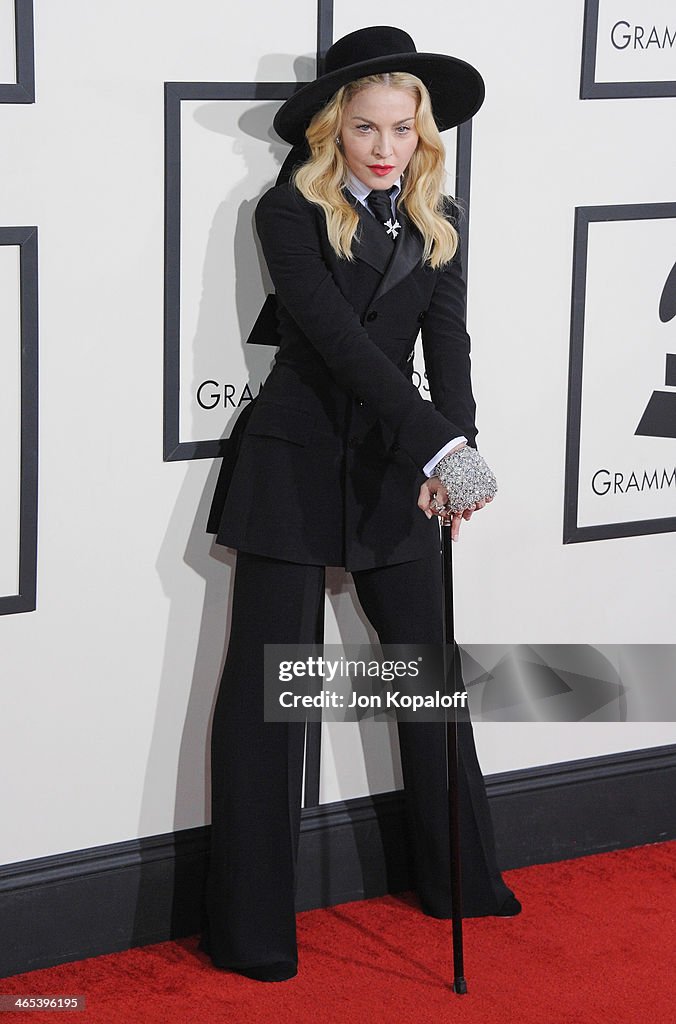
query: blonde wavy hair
[{"left": 292, "top": 72, "right": 459, "bottom": 268}]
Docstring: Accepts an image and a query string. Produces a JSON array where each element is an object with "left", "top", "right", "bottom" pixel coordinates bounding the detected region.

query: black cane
[{"left": 440, "top": 518, "right": 467, "bottom": 994}]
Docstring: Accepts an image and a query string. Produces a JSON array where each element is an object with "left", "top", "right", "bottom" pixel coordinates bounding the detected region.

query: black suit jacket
[{"left": 206, "top": 182, "right": 478, "bottom": 571}]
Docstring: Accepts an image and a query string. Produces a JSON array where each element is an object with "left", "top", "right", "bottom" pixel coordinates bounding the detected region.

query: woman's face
[{"left": 339, "top": 84, "right": 419, "bottom": 190}]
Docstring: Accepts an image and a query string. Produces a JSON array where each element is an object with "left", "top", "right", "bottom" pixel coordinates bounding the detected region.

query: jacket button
[
  {"left": 417, "top": 311, "right": 426, "bottom": 324},
  {"left": 357, "top": 400, "right": 364, "bottom": 407},
  {"left": 348, "top": 435, "right": 360, "bottom": 447},
  {"left": 366, "top": 310, "right": 378, "bottom": 322},
  {"left": 392, "top": 442, "right": 400, "bottom": 452}
]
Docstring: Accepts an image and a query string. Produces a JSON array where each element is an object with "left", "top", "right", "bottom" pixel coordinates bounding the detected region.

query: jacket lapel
[{"left": 370, "top": 205, "right": 424, "bottom": 303}]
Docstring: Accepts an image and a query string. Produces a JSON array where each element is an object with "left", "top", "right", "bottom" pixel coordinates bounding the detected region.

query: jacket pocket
[{"left": 244, "top": 398, "right": 315, "bottom": 446}]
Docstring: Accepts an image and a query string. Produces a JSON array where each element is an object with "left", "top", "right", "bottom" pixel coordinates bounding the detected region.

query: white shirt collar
[{"left": 345, "top": 170, "right": 402, "bottom": 211}]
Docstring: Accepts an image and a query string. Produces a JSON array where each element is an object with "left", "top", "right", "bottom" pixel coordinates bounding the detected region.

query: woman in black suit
[{"left": 200, "top": 26, "right": 521, "bottom": 983}]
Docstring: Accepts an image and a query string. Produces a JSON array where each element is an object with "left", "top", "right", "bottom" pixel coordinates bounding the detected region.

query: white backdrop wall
[{"left": 0, "top": 1, "right": 673, "bottom": 866}]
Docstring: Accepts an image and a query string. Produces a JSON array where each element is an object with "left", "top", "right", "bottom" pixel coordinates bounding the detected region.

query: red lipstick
[{"left": 368, "top": 164, "right": 394, "bottom": 176}]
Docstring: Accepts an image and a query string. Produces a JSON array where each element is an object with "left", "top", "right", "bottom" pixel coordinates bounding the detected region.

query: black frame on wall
[
  {"left": 0, "top": 0, "right": 35, "bottom": 103},
  {"left": 163, "top": 90, "right": 473, "bottom": 463},
  {"left": 564, "top": 202, "right": 676, "bottom": 544},
  {"left": 0, "top": 226, "right": 38, "bottom": 615},
  {"left": 580, "top": 0, "right": 676, "bottom": 99}
]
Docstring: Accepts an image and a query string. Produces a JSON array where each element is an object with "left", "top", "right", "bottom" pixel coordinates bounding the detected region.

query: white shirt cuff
[{"left": 423, "top": 436, "right": 468, "bottom": 478}]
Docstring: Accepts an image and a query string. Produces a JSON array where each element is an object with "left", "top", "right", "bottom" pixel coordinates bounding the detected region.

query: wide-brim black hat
[{"left": 274, "top": 26, "right": 485, "bottom": 146}]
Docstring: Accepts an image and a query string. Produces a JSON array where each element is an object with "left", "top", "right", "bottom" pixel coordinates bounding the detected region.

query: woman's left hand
[{"left": 417, "top": 477, "right": 493, "bottom": 542}]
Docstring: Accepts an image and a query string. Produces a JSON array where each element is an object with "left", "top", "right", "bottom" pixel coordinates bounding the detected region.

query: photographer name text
[{"left": 278, "top": 690, "right": 468, "bottom": 710}]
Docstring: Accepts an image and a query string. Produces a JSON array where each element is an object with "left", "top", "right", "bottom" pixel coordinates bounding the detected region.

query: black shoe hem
[
  {"left": 419, "top": 891, "right": 522, "bottom": 920},
  {"left": 236, "top": 961, "right": 298, "bottom": 982}
]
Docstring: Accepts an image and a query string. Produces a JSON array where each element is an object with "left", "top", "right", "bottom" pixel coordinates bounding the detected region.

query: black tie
[{"left": 366, "top": 188, "right": 398, "bottom": 241}]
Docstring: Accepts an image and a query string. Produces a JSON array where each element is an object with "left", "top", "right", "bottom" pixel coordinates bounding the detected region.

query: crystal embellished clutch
[{"left": 432, "top": 446, "right": 498, "bottom": 513}]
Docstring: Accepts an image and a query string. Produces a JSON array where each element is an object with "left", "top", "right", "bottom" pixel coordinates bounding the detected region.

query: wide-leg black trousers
[{"left": 200, "top": 547, "right": 514, "bottom": 971}]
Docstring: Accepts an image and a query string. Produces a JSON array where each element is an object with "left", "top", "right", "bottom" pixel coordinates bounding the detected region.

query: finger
[
  {"left": 451, "top": 512, "right": 462, "bottom": 542},
  {"left": 418, "top": 484, "right": 435, "bottom": 516},
  {"left": 420, "top": 491, "right": 441, "bottom": 519}
]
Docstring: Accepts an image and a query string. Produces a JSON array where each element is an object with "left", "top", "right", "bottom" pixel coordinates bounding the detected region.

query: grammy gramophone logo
[{"left": 635, "top": 260, "right": 676, "bottom": 438}]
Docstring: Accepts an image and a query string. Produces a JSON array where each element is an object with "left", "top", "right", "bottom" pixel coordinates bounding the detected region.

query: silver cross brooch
[{"left": 384, "top": 218, "right": 401, "bottom": 239}]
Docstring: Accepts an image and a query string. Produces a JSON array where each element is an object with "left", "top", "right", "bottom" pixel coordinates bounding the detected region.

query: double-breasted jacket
[{"left": 206, "top": 181, "right": 479, "bottom": 571}]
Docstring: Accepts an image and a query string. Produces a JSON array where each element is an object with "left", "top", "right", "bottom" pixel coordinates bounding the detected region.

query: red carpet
[{"left": 0, "top": 841, "right": 674, "bottom": 1023}]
